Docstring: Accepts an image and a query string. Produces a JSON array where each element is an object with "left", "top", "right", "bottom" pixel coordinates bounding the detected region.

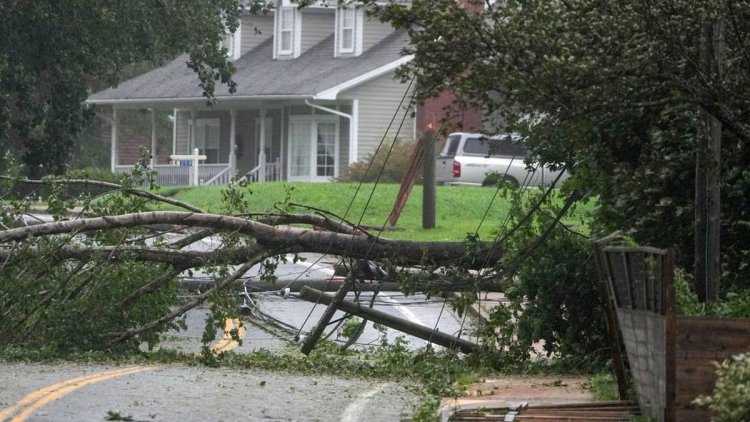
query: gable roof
[{"left": 88, "top": 30, "right": 413, "bottom": 105}]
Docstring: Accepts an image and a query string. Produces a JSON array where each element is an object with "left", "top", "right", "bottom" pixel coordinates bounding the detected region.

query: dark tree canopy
[
  {"left": 0, "top": 0, "right": 253, "bottom": 176},
  {"left": 365, "top": 0, "right": 750, "bottom": 292}
]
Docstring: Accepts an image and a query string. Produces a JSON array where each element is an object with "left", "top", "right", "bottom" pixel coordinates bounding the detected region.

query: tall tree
[
  {"left": 0, "top": 0, "right": 250, "bottom": 176},
  {"left": 365, "top": 0, "right": 750, "bottom": 297}
]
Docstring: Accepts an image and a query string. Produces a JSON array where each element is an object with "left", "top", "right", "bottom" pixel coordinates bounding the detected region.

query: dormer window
[
  {"left": 339, "top": 8, "right": 355, "bottom": 53},
  {"left": 275, "top": 6, "right": 300, "bottom": 58},
  {"left": 279, "top": 8, "right": 293, "bottom": 53},
  {"left": 335, "top": 6, "right": 362, "bottom": 57},
  {"left": 222, "top": 24, "right": 242, "bottom": 61}
]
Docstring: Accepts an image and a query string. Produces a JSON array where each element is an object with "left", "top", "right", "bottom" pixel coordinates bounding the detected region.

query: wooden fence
[{"left": 595, "top": 238, "right": 750, "bottom": 422}]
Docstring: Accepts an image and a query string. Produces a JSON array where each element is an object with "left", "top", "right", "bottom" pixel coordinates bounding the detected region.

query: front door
[{"left": 288, "top": 116, "right": 339, "bottom": 181}]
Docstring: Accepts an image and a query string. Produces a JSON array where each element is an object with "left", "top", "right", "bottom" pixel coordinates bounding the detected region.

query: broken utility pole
[
  {"left": 300, "top": 286, "right": 480, "bottom": 354},
  {"left": 300, "top": 276, "right": 353, "bottom": 355}
]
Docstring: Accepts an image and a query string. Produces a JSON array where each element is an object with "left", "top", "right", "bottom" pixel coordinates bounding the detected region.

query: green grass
[
  {"left": 163, "top": 182, "right": 594, "bottom": 242},
  {"left": 588, "top": 372, "right": 620, "bottom": 401}
]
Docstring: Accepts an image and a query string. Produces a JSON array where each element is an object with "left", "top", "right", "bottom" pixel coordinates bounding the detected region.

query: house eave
[
  {"left": 86, "top": 94, "right": 315, "bottom": 107},
  {"left": 313, "top": 55, "right": 414, "bottom": 100}
]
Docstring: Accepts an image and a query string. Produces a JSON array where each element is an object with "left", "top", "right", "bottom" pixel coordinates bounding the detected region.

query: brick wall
[{"left": 417, "top": 91, "right": 482, "bottom": 136}]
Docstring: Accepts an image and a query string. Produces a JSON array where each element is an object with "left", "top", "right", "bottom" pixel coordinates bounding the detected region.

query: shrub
[
  {"left": 482, "top": 189, "right": 609, "bottom": 368},
  {"left": 694, "top": 352, "right": 750, "bottom": 422},
  {"left": 675, "top": 268, "right": 750, "bottom": 318},
  {"left": 339, "top": 139, "right": 420, "bottom": 184}
]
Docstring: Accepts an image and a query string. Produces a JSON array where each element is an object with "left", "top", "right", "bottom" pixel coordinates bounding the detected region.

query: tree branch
[
  {"left": 1, "top": 176, "right": 205, "bottom": 213},
  {"left": 0, "top": 211, "right": 502, "bottom": 268}
]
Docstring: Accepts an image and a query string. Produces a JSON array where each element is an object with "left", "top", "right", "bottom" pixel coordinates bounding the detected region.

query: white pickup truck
[{"left": 436, "top": 132, "right": 567, "bottom": 187}]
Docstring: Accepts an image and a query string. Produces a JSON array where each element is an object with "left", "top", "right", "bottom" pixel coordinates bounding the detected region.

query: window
[
  {"left": 336, "top": 6, "right": 362, "bottom": 56},
  {"left": 288, "top": 116, "right": 339, "bottom": 181},
  {"left": 221, "top": 22, "right": 242, "bottom": 61},
  {"left": 339, "top": 7, "right": 355, "bottom": 53},
  {"left": 190, "top": 119, "right": 221, "bottom": 163},
  {"left": 279, "top": 7, "right": 294, "bottom": 55},
  {"left": 463, "top": 136, "right": 527, "bottom": 158}
]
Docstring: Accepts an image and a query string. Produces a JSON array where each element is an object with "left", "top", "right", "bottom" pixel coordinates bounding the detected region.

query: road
[
  {"left": 0, "top": 363, "right": 415, "bottom": 421},
  {"left": 1, "top": 230, "right": 474, "bottom": 420}
]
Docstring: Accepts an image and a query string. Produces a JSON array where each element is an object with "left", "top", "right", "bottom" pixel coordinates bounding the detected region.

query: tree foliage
[
  {"left": 365, "top": 0, "right": 750, "bottom": 293},
  {"left": 0, "top": 0, "right": 248, "bottom": 177},
  {"left": 0, "top": 157, "right": 501, "bottom": 353}
]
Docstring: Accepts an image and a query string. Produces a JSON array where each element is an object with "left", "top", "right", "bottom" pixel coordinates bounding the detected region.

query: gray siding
[
  {"left": 339, "top": 72, "right": 415, "bottom": 161},
  {"left": 176, "top": 111, "right": 190, "bottom": 155},
  {"left": 362, "top": 18, "right": 393, "bottom": 51},
  {"left": 241, "top": 14, "right": 274, "bottom": 55},
  {"left": 301, "top": 11, "right": 334, "bottom": 54},
  {"left": 174, "top": 110, "right": 231, "bottom": 162}
]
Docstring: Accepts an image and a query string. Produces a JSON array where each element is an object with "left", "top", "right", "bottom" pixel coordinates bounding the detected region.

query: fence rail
[{"left": 114, "top": 164, "right": 231, "bottom": 187}]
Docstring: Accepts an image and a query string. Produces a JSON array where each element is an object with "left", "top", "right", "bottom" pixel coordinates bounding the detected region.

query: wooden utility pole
[
  {"left": 300, "top": 286, "right": 480, "bottom": 354},
  {"left": 695, "top": 19, "right": 723, "bottom": 303},
  {"left": 300, "top": 276, "right": 352, "bottom": 355},
  {"left": 422, "top": 131, "right": 436, "bottom": 229}
]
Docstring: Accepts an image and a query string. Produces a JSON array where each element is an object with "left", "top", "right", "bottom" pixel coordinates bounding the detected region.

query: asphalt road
[
  {"left": 1, "top": 229, "right": 471, "bottom": 421},
  {"left": 0, "top": 363, "right": 416, "bottom": 421}
]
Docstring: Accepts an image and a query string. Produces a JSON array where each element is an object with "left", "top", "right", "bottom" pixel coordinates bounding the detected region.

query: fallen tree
[{"left": 0, "top": 172, "right": 501, "bottom": 353}]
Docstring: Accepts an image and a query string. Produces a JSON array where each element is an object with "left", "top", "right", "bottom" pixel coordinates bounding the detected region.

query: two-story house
[{"left": 87, "top": 0, "right": 480, "bottom": 185}]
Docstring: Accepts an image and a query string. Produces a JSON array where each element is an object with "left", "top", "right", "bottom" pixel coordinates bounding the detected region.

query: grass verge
[{"left": 162, "top": 182, "right": 594, "bottom": 242}]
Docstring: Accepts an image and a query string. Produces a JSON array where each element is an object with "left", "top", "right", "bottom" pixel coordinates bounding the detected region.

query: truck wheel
[{"left": 482, "top": 175, "right": 519, "bottom": 188}]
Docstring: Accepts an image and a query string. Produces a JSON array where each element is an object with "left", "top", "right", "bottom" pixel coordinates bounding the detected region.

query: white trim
[
  {"left": 229, "top": 109, "right": 237, "bottom": 176},
  {"left": 287, "top": 114, "right": 340, "bottom": 182},
  {"left": 304, "top": 99, "right": 355, "bottom": 165},
  {"left": 335, "top": 6, "right": 364, "bottom": 58},
  {"left": 86, "top": 94, "right": 311, "bottom": 106},
  {"left": 171, "top": 108, "right": 177, "bottom": 156},
  {"left": 275, "top": 6, "right": 300, "bottom": 59},
  {"left": 355, "top": 9, "right": 364, "bottom": 56},
  {"left": 314, "top": 55, "right": 414, "bottom": 100},
  {"left": 111, "top": 109, "right": 118, "bottom": 172},
  {"left": 232, "top": 22, "right": 242, "bottom": 60},
  {"left": 277, "top": 7, "right": 294, "bottom": 55},
  {"left": 350, "top": 99, "right": 359, "bottom": 164},
  {"left": 338, "top": 7, "right": 356, "bottom": 54},
  {"left": 150, "top": 109, "right": 157, "bottom": 166}
]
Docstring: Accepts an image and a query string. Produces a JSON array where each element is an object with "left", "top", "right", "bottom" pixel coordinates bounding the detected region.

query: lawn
[{"left": 164, "top": 182, "right": 594, "bottom": 242}]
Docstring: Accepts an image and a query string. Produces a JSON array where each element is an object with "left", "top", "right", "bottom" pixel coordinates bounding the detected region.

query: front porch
[{"left": 105, "top": 99, "right": 358, "bottom": 186}]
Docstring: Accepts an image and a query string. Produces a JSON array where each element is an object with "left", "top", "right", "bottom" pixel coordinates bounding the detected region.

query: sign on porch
[{"left": 169, "top": 148, "right": 207, "bottom": 186}]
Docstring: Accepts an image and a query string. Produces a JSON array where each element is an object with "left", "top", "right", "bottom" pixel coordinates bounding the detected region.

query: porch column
[
  {"left": 111, "top": 108, "right": 118, "bottom": 173},
  {"left": 259, "top": 108, "right": 267, "bottom": 182},
  {"left": 350, "top": 99, "right": 359, "bottom": 164},
  {"left": 190, "top": 109, "right": 197, "bottom": 153},
  {"left": 150, "top": 109, "right": 157, "bottom": 167},
  {"left": 172, "top": 109, "right": 178, "bottom": 156},
  {"left": 229, "top": 109, "right": 237, "bottom": 178}
]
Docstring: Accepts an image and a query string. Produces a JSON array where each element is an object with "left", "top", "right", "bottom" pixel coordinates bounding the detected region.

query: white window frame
[
  {"left": 275, "top": 6, "right": 300, "bottom": 58},
  {"left": 335, "top": 6, "right": 363, "bottom": 57},
  {"left": 339, "top": 7, "right": 355, "bottom": 53},
  {"left": 287, "top": 115, "right": 339, "bottom": 181}
]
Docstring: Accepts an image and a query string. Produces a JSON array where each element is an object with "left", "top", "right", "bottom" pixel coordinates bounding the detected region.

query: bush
[
  {"left": 675, "top": 269, "right": 750, "bottom": 318},
  {"left": 482, "top": 189, "right": 609, "bottom": 368},
  {"left": 694, "top": 352, "right": 750, "bottom": 422},
  {"left": 339, "top": 139, "right": 420, "bottom": 183}
]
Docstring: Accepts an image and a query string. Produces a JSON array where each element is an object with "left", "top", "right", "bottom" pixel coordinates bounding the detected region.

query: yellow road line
[
  {"left": 0, "top": 366, "right": 154, "bottom": 422},
  {"left": 209, "top": 318, "right": 245, "bottom": 353}
]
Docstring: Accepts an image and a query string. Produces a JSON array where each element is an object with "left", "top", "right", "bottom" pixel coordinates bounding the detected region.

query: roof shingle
[{"left": 88, "top": 30, "right": 410, "bottom": 104}]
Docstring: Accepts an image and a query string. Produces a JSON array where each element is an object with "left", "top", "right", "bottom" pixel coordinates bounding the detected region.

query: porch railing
[
  {"left": 114, "top": 164, "right": 232, "bottom": 187},
  {"left": 246, "top": 159, "right": 282, "bottom": 183}
]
